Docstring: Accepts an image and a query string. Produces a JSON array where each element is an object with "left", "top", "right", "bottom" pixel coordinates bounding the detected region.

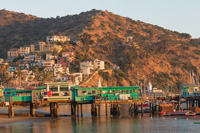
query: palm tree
[
  {"left": 0, "top": 65, "right": 5, "bottom": 85},
  {"left": 14, "top": 71, "right": 18, "bottom": 86},
  {"left": 16, "top": 60, "right": 20, "bottom": 66},
  {"left": 16, "top": 68, "right": 23, "bottom": 87}
]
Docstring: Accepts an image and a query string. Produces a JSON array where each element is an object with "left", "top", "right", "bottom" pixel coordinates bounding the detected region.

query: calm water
[{"left": 0, "top": 104, "right": 200, "bottom": 133}]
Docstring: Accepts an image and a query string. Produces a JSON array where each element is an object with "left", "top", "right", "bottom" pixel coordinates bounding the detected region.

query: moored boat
[{"left": 185, "top": 111, "right": 196, "bottom": 116}]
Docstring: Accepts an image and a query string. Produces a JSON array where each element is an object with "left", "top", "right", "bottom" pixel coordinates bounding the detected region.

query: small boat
[
  {"left": 194, "top": 122, "right": 200, "bottom": 124},
  {"left": 185, "top": 111, "right": 196, "bottom": 116}
]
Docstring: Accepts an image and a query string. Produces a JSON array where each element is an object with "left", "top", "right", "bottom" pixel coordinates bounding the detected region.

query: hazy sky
[{"left": 1, "top": 0, "right": 200, "bottom": 38}]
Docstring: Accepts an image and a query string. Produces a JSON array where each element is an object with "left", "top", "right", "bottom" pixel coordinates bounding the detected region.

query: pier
[{"left": 0, "top": 82, "right": 195, "bottom": 118}]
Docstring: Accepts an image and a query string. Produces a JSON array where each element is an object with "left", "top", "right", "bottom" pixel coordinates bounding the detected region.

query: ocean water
[{"left": 0, "top": 104, "right": 200, "bottom": 133}]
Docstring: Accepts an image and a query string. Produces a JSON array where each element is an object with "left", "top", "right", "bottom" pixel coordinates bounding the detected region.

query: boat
[
  {"left": 185, "top": 111, "right": 196, "bottom": 116},
  {"left": 170, "top": 111, "right": 187, "bottom": 116},
  {"left": 194, "top": 122, "right": 200, "bottom": 124}
]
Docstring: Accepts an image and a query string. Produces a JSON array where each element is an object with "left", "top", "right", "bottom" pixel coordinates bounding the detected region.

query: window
[
  {"left": 92, "top": 90, "right": 96, "bottom": 94},
  {"left": 97, "top": 90, "right": 101, "bottom": 94},
  {"left": 113, "top": 90, "right": 117, "bottom": 93},
  {"left": 107, "top": 91, "right": 112, "bottom": 94},
  {"left": 130, "top": 90, "right": 132, "bottom": 93},
  {"left": 102, "top": 91, "right": 106, "bottom": 94},
  {"left": 78, "top": 91, "right": 86, "bottom": 95},
  {"left": 118, "top": 90, "right": 122, "bottom": 94},
  {"left": 124, "top": 90, "right": 128, "bottom": 93},
  {"left": 88, "top": 91, "right": 92, "bottom": 94},
  {"left": 132, "top": 89, "right": 135, "bottom": 93}
]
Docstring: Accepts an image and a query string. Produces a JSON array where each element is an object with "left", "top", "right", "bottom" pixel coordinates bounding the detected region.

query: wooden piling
[
  {"left": 71, "top": 103, "right": 76, "bottom": 116},
  {"left": 50, "top": 103, "right": 54, "bottom": 117},
  {"left": 91, "top": 104, "right": 97, "bottom": 116},
  {"left": 105, "top": 104, "right": 107, "bottom": 116},
  {"left": 30, "top": 103, "right": 35, "bottom": 117},
  {"left": 116, "top": 104, "right": 120, "bottom": 116},
  {"left": 110, "top": 104, "right": 113, "bottom": 115},
  {"left": 77, "top": 104, "right": 79, "bottom": 117},
  {"left": 150, "top": 103, "right": 152, "bottom": 115},
  {"left": 8, "top": 104, "right": 14, "bottom": 118},
  {"left": 129, "top": 103, "right": 132, "bottom": 116},
  {"left": 55, "top": 103, "right": 59, "bottom": 118},
  {"left": 198, "top": 100, "right": 200, "bottom": 107},
  {"left": 98, "top": 105, "right": 100, "bottom": 116},
  {"left": 178, "top": 99, "right": 180, "bottom": 111},
  {"left": 134, "top": 103, "right": 138, "bottom": 115},
  {"left": 141, "top": 103, "right": 143, "bottom": 115},
  {"left": 81, "top": 104, "right": 83, "bottom": 117}
]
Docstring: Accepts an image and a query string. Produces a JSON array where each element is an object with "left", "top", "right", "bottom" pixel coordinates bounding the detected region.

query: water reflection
[{"left": 1, "top": 104, "right": 200, "bottom": 133}]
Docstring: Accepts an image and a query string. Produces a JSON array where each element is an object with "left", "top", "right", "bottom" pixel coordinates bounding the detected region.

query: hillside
[
  {"left": 0, "top": 9, "right": 200, "bottom": 90},
  {"left": 0, "top": 9, "right": 38, "bottom": 26}
]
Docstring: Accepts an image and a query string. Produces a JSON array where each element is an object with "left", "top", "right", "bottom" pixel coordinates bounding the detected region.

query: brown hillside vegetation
[
  {"left": 0, "top": 9, "right": 37, "bottom": 26},
  {"left": 0, "top": 9, "right": 200, "bottom": 91}
]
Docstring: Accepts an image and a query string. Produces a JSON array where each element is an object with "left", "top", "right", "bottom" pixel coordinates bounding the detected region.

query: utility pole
[{"left": 143, "top": 77, "right": 146, "bottom": 97}]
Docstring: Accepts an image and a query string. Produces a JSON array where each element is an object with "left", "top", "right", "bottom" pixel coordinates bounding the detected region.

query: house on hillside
[
  {"left": 7, "top": 48, "right": 19, "bottom": 59},
  {"left": 19, "top": 46, "right": 30, "bottom": 56},
  {"left": 80, "top": 60, "right": 94, "bottom": 76},
  {"left": 110, "top": 66, "right": 120, "bottom": 69},
  {"left": 80, "top": 59, "right": 105, "bottom": 76},
  {"left": 46, "top": 35, "right": 70, "bottom": 44},
  {"left": 46, "top": 54, "right": 58, "bottom": 60},
  {"left": 39, "top": 60, "right": 55, "bottom": 68},
  {"left": 53, "top": 64, "right": 69, "bottom": 77},
  {"left": 93, "top": 59, "right": 104, "bottom": 70}
]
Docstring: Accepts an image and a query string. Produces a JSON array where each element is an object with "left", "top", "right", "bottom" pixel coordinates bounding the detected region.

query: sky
[{"left": 1, "top": 0, "right": 200, "bottom": 38}]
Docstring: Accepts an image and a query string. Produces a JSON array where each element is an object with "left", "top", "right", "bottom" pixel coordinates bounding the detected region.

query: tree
[
  {"left": 0, "top": 65, "right": 5, "bottom": 85},
  {"left": 17, "top": 70, "right": 23, "bottom": 87},
  {"left": 14, "top": 71, "right": 18, "bottom": 86}
]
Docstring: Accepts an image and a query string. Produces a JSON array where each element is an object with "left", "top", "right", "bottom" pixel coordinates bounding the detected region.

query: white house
[
  {"left": 19, "top": 47, "right": 30, "bottom": 56},
  {"left": 53, "top": 64, "right": 69, "bottom": 77},
  {"left": 110, "top": 66, "right": 120, "bottom": 69},
  {"left": 21, "top": 70, "right": 35, "bottom": 82},
  {"left": 39, "top": 60, "right": 55, "bottom": 68},
  {"left": 46, "top": 35, "right": 70, "bottom": 44},
  {"left": 80, "top": 60, "right": 93, "bottom": 76},
  {"left": 46, "top": 54, "right": 58, "bottom": 60},
  {"left": 7, "top": 48, "right": 19, "bottom": 59},
  {"left": 93, "top": 59, "right": 105, "bottom": 70}
]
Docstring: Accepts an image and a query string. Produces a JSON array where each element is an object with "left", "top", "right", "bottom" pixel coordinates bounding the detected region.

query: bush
[
  {"left": 193, "top": 49, "right": 200, "bottom": 55},
  {"left": 98, "top": 70, "right": 109, "bottom": 81}
]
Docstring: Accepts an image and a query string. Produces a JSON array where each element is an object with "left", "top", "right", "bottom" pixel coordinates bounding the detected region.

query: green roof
[{"left": 73, "top": 86, "right": 139, "bottom": 90}]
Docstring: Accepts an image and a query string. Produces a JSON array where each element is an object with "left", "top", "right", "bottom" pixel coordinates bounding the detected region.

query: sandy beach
[{"left": 0, "top": 106, "right": 51, "bottom": 125}]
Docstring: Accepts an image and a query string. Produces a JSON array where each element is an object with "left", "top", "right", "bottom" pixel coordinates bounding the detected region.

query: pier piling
[
  {"left": 98, "top": 105, "right": 100, "bottom": 116},
  {"left": 30, "top": 103, "right": 35, "bottom": 117},
  {"left": 77, "top": 104, "right": 79, "bottom": 117},
  {"left": 8, "top": 104, "right": 14, "bottom": 118},
  {"left": 81, "top": 104, "right": 83, "bottom": 117},
  {"left": 129, "top": 103, "right": 132, "bottom": 116},
  {"left": 141, "top": 103, "right": 143, "bottom": 115},
  {"left": 105, "top": 104, "right": 107, "bottom": 116}
]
